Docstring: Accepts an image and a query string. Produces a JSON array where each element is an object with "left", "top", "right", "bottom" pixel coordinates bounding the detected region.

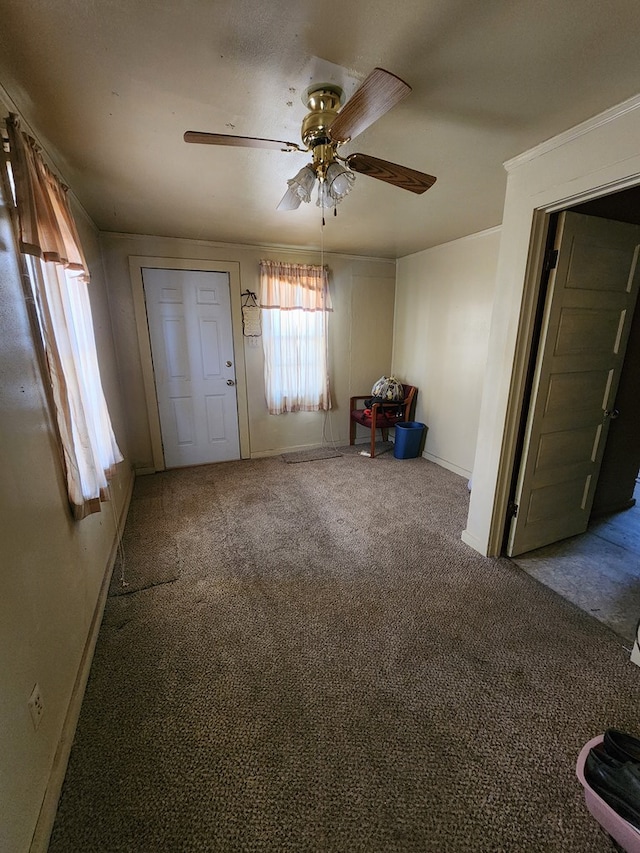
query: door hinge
[
  {"left": 507, "top": 500, "right": 518, "bottom": 519},
  {"left": 544, "top": 248, "right": 558, "bottom": 272}
]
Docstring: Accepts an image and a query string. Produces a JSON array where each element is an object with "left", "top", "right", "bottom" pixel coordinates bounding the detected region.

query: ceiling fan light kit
[
  {"left": 288, "top": 165, "right": 316, "bottom": 204},
  {"left": 322, "top": 162, "right": 355, "bottom": 204},
  {"left": 184, "top": 67, "right": 437, "bottom": 217}
]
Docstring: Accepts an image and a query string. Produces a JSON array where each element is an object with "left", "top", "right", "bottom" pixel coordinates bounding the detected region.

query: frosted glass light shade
[
  {"left": 287, "top": 165, "right": 316, "bottom": 203},
  {"left": 316, "top": 180, "right": 338, "bottom": 209},
  {"left": 326, "top": 162, "right": 355, "bottom": 201}
]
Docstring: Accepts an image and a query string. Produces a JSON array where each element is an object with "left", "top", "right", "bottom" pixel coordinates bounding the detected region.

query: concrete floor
[{"left": 511, "top": 481, "right": 640, "bottom": 643}]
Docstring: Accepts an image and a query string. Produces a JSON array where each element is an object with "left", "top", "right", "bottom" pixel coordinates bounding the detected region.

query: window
[
  {"left": 4, "top": 114, "right": 122, "bottom": 519},
  {"left": 259, "top": 260, "right": 332, "bottom": 414}
]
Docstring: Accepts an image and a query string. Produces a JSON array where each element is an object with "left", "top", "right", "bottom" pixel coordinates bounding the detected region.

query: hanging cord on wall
[
  {"left": 320, "top": 197, "right": 324, "bottom": 271},
  {"left": 318, "top": 212, "right": 342, "bottom": 452},
  {"left": 322, "top": 408, "right": 340, "bottom": 451}
]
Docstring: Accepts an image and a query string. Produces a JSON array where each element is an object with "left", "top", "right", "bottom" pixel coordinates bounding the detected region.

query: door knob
[
  {"left": 604, "top": 408, "right": 620, "bottom": 419},
  {"left": 226, "top": 379, "right": 235, "bottom": 386},
  {"left": 226, "top": 360, "right": 232, "bottom": 367}
]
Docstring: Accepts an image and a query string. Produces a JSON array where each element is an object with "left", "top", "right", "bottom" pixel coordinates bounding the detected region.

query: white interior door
[
  {"left": 142, "top": 267, "right": 240, "bottom": 468},
  {"left": 507, "top": 211, "right": 640, "bottom": 556}
]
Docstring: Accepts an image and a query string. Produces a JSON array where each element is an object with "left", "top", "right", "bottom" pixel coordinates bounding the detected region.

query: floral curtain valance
[{"left": 259, "top": 260, "right": 333, "bottom": 312}]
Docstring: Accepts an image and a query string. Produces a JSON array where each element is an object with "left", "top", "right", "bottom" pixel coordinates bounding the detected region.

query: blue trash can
[{"left": 393, "top": 422, "right": 426, "bottom": 459}]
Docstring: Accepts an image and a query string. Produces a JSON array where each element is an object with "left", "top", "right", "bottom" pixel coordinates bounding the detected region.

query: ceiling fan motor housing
[{"left": 301, "top": 85, "right": 343, "bottom": 150}]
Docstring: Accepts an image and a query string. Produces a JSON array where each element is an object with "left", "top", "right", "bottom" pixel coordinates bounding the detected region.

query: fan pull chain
[
  {"left": 320, "top": 201, "right": 324, "bottom": 268},
  {"left": 321, "top": 180, "right": 326, "bottom": 227}
]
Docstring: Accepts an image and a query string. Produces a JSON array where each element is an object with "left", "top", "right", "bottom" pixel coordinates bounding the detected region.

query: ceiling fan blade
[
  {"left": 184, "top": 131, "right": 302, "bottom": 151},
  {"left": 276, "top": 185, "right": 303, "bottom": 211},
  {"left": 346, "top": 153, "right": 437, "bottom": 194},
  {"left": 328, "top": 68, "right": 411, "bottom": 144}
]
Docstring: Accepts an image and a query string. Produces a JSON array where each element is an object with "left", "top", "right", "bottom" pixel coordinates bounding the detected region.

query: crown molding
[
  {"left": 399, "top": 224, "right": 502, "bottom": 261},
  {"left": 99, "top": 230, "right": 398, "bottom": 264},
  {"left": 504, "top": 92, "right": 640, "bottom": 173}
]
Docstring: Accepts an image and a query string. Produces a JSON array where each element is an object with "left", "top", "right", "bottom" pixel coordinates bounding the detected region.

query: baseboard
[
  {"left": 422, "top": 451, "right": 471, "bottom": 480},
  {"left": 133, "top": 465, "right": 156, "bottom": 476},
  {"left": 29, "top": 466, "right": 135, "bottom": 853},
  {"left": 461, "top": 529, "right": 489, "bottom": 556}
]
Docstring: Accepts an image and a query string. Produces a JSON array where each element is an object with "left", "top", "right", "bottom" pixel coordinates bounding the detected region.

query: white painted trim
[
  {"left": 491, "top": 207, "right": 640, "bottom": 557},
  {"left": 130, "top": 261, "right": 167, "bottom": 470},
  {"left": 399, "top": 225, "right": 502, "bottom": 261},
  {"left": 483, "top": 209, "right": 551, "bottom": 557},
  {"left": 422, "top": 451, "right": 471, "bottom": 480},
  {"left": 129, "top": 256, "right": 251, "bottom": 468},
  {"left": 543, "top": 172, "right": 640, "bottom": 213},
  {"left": 504, "top": 93, "right": 640, "bottom": 172},
  {"left": 105, "top": 230, "right": 399, "bottom": 265},
  {"left": 29, "top": 466, "right": 135, "bottom": 853},
  {"left": 483, "top": 177, "right": 640, "bottom": 556},
  {"left": 465, "top": 103, "right": 640, "bottom": 558},
  {"left": 133, "top": 465, "right": 156, "bottom": 476},
  {"left": 460, "top": 529, "right": 488, "bottom": 554},
  {"left": 251, "top": 448, "right": 286, "bottom": 459}
]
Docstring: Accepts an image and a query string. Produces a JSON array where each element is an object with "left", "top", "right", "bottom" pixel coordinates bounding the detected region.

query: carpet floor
[{"left": 48, "top": 450, "right": 639, "bottom": 852}]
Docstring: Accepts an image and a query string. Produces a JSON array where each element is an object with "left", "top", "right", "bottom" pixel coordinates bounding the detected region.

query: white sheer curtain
[
  {"left": 7, "top": 114, "right": 122, "bottom": 519},
  {"left": 259, "top": 260, "right": 332, "bottom": 414},
  {"left": 28, "top": 257, "right": 123, "bottom": 515}
]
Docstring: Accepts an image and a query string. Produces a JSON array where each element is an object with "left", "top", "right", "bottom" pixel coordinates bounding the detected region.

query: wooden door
[
  {"left": 507, "top": 212, "right": 640, "bottom": 556},
  {"left": 591, "top": 290, "right": 640, "bottom": 516},
  {"left": 142, "top": 267, "right": 240, "bottom": 468}
]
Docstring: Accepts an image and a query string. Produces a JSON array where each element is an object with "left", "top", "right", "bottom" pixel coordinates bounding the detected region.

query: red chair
[{"left": 349, "top": 384, "right": 418, "bottom": 458}]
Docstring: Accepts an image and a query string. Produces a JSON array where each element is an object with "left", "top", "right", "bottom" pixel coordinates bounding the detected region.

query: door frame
[
  {"left": 488, "top": 181, "right": 640, "bottom": 555},
  {"left": 130, "top": 256, "right": 250, "bottom": 470},
  {"left": 462, "top": 96, "right": 640, "bottom": 557},
  {"left": 504, "top": 210, "right": 640, "bottom": 555},
  {"left": 465, "top": 185, "right": 640, "bottom": 557}
]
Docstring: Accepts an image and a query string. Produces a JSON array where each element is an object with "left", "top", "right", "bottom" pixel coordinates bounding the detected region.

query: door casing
[
  {"left": 463, "top": 98, "right": 640, "bottom": 558},
  {"left": 505, "top": 208, "right": 640, "bottom": 554},
  {"left": 130, "top": 256, "right": 250, "bottom": 470},
  {"left": 469, "top": 182, "right": 640, "bottom": 557},
  {"left": 491, "top": 185, "right": 640, "bottom": 555}
]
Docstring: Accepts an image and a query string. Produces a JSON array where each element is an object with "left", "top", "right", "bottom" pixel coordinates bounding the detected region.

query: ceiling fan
[{"left": 184, "top": 68, "right": 437, "bottom": 214}]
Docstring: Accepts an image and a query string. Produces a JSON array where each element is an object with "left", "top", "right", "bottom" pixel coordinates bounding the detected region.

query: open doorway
[
  {"left": 511, "top": 480, "right": 640, "bottom": 642},
  {"left": 508, "top": 186, "right": 640, "bottom": 643}
]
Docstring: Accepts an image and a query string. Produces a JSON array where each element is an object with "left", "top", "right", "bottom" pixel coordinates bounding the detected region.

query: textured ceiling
[{"left": 1, "top": 0, "right": 639, "bottom": 258}]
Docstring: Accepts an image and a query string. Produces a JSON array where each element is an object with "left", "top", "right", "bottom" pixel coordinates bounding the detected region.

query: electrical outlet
[{"left": 28, "top": 683, "right": 44, "bottom": 730}]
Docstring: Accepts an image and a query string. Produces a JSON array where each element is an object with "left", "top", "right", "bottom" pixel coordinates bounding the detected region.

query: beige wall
[
  {"left": 393, "top": 228, "right": 501, "bottom": 477},
  {"left": 99, "top": 233, "right": 396, "bottom": 468},
  {"left": 0, "top": 185, "right": 132, "bottom": 852}
]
